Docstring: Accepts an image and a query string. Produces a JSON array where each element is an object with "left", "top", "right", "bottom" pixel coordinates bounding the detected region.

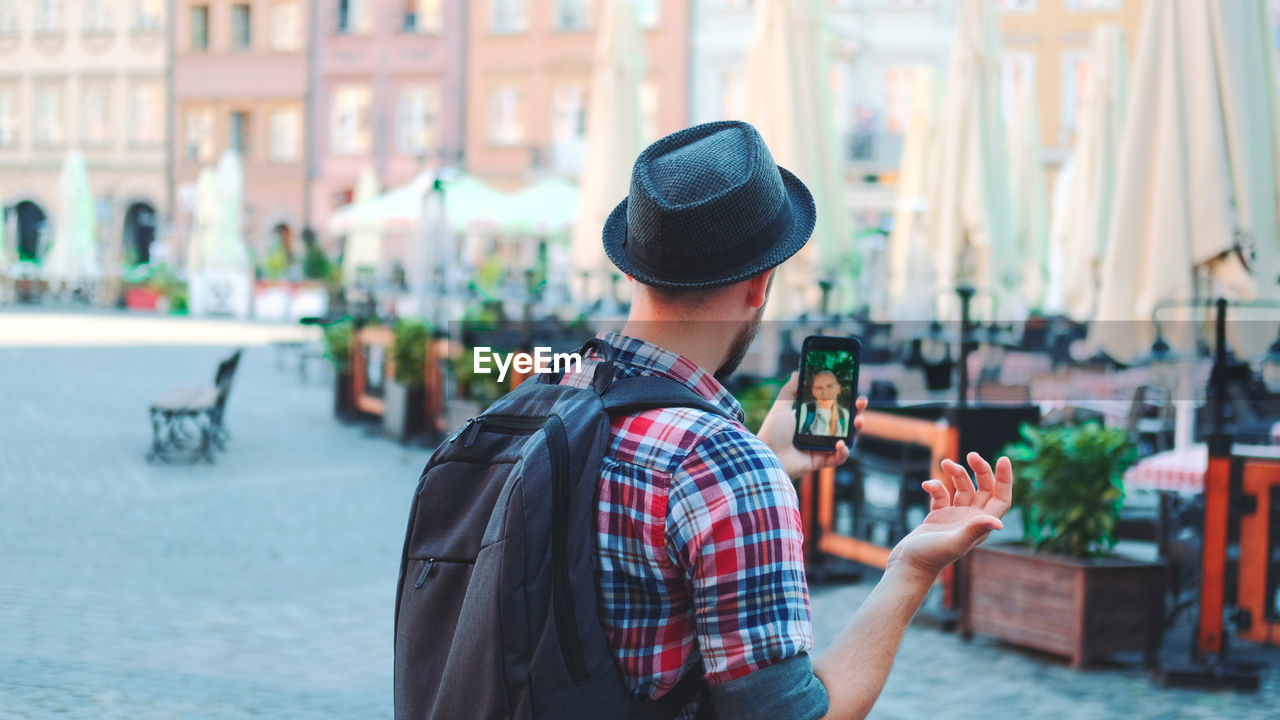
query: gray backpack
[{"left": 394, "top": 340, "right": 726, "bottom": 719}]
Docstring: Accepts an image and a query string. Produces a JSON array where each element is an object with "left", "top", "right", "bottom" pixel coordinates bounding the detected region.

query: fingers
[
  {"left": 941, "top": 458, "right": 974, "bottom": 505},
  {"left": 968, "top": 452, "right": 996, "bottom": 497},
  {"left": 809, "top": 441, "right": 850, "bottom": 473},
  {"left": 986, "top": 456, "right": 1014, "bottom": 517},
  {"left": 923, "top": 479, "right": 950, "bottom": 511},
  {"left": 852, "top": 396, "right": 868, "bottom": 432},
  {"left": 831, "top": 440, "right": 850, "bottom": 467},
  {"left": 855, "top": 396, "right": 868, "bottom": 412},
  {"left": 965, "top": 515, "right": 1004, "bottom": 545}
]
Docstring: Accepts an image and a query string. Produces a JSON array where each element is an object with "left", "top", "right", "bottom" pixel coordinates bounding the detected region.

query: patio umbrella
[
  {"left": 571, "top": 0, "right": 645, "bottom": 306},
  {"left": 744, "top": 0, "right": 851, "bottom": 317},
  {"left": 409, "top": 179, "right": 449, "bottom": 324},
  {"left": 1093, "top": 0, "right": 1278, "bottom": 362},
  {"left": 508, "top": 178, "right": 580, "bottom": 237},
  {"left": 342, "top": 165, "right": 383, "bottom": 287},
  {"left": 925, "top": 0, "right": 1015, "bottom": 318},
  {"left": 887, "top": 66, "right": 938, "bottom": 316},
  {"left": 1008, "top": 85, "right": 1049, "bottom": 313},
  {"left": 1052, "top": 24, "right": 1127, "bottom": 322},
  {"left": 206, "top": 151, "right": 252, "bottom": 274},
  {"left": 43, "top": 150, "right": 100, "bottom": 283}
]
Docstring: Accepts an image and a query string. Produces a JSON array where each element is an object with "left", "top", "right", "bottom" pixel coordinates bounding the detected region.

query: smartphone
[{"left": 793, "top": 335, "right": 861, "bottom": 452}]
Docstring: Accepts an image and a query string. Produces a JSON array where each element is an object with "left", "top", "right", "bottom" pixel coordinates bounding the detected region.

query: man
[{"left": 562, "top": 121, "right": 1012, "bottom": 720}]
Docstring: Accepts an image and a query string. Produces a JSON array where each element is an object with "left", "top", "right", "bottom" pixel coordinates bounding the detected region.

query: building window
[
  {"left": 337, "top": 0, "right": 371, "bottom": 34},
  {"left": 0, "top": 87, "right": 17, "bottom": 147},
  {"left": 269, "top": 107, "right": 300, "bottom": 162},
  {"left": 1066, "top": 0, "right": 1121, "bottom": 11},
  {"left": 397, "top": 84, "right": 440, "bottom": 155},
  {"left": 35, "top": 85, "right": 65, "bottom": 146},
  {"left": 83, "top": 0, "right": 113, "bottom": 31},
  {"left": 190, "top": 5, "right": 209, "bottom": 50},
  {"left": 631, "top": 0, "right": 659, "bottom": 29},
  {"left": 82, "top": 84, "right": 113, "bottom": 146},
  {"left": 128, "top": 82, "right": 163, "bottom": 146},
  {"left": 271, "top": 1, "right": 301, "bottom": 50},
  {"left": 1002, "top": 52, "right": 1036, "bottom": 125},
  {"left": 1060, "top": 49, "right": 1090, "bottom": 135},
  {"left": 404, "top": 0, "right": 442, "bottom": 33},
  {"left": 487, "top": 85, "right": 523, "bottom": 146},
  {"left": 997, "top": 0, "right": 1037, "bottom": 11},
  {"left": 0, "top": 0, "right": 17, "bottom": 35},
  {"left": 491, "top": 0, "right": 527, "bottom": 34},
  {"left": 231, "top": 4, "right": 252, "bottom": 50},
  {"left": 35, "top": 0, "right": 65, "bottom": 33},
  {"left": 555, "top": 0, "right": 591, "bottom": 31},
  {"left": 229, "top": 110, "right": 250, "bottom": 156},
  {"left": 133, "top": 0, "right": 164, "bottom": 30},
  {"left": 331, "top": 85, "right": 372, "bottom": 154},
  {"left": 185, "top": 107, "right": 215, "bottom": 161},
  {"left": 550, "top": 84, "right": 585, "bottom": 170}
]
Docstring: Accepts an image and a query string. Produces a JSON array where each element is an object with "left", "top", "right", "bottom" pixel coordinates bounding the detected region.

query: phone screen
[{"left": 794, "top": 337, "right": 860, "bottom": 451}]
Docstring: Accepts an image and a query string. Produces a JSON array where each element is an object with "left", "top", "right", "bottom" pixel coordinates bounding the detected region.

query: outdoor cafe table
[{"left": 1124, "top": 441, "right": 1280, "bottom": 493}]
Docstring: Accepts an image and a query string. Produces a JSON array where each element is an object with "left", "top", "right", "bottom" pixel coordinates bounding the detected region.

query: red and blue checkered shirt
[{"left": 561, "top": 333, "right": 814, "bottom": 710}]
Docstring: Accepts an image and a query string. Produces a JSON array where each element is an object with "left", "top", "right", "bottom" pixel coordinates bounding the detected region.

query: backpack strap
[{"left": 601, "top": 375, "right": 732, "bottom": 419}]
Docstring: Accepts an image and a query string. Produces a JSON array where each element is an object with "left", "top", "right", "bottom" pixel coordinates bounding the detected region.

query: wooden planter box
[
  {"left": 960, "top": 544, "right": 1165, "bottom": 669},
  {"left": 383, "top": 380, "right": 428, "bottom": 442}
]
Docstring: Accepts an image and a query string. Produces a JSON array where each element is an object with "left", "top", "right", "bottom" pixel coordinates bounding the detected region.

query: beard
[{"left": 714, "top": 304, "right": 765, "bottom": 384}]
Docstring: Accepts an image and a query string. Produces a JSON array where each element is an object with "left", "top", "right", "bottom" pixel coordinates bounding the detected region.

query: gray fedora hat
[{"left": 602, "top": 120, "right": 816, "bottom": 289}]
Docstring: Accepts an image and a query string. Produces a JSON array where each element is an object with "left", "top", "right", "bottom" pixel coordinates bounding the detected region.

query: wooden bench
[{"left": 146, "top": 349, "right": 242, "bottom": 463}]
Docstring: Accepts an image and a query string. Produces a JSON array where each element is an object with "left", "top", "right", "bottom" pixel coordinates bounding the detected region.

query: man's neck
[{"left": 617, "top": 318, "right": 732, "bottom": 378}]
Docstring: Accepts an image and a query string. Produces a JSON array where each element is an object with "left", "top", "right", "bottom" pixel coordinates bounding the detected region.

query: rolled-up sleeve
[{"left": 665, "top": 427, "right": 819, "bottom": 691}]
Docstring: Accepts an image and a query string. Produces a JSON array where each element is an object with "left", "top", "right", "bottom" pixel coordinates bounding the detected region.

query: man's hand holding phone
[{"left": 758, "top": 371, "right": 868, "bottom": 478}]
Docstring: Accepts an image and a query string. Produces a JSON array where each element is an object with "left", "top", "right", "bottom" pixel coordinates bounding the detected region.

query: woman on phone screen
[{"left": 799, "top": 370, "right": 849, "bottom": 437}]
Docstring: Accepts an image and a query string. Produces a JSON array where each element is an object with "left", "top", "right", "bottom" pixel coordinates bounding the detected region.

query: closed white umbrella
[
  {"left": 207, "top": 151, "right": 252, "bottom": 274},
  {"left": 1052, "top": 24, "right": 1127, "bottom": 322},
  {"left": 43, "top": 150, "right": 100, "bottom": 283},
  {"left": 572, "top": 0, "right": 645, "bottom": 306},
  {"left": 1094, "top": 0, "right": 1269, "bottom": 363},
  {"left": 745, "top": 0, "right": 851, "bottom": 316},
  {"left": 1008, "top": 85, "right": 1049, "bottom": 313},
  {"left": 186, "top": 167, "right": 219, "bottom": 276},
  {"left": 342, "top": 165, "right": 383, "bottom": 286},
  {"left": 926, "top": 0, "right": 1015, "bottom": 318},
  {"left": 887, "top": 66, "right": 938, "bottom": 313}
]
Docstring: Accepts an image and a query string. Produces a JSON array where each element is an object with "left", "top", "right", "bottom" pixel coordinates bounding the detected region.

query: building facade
[
  {"left": 309, "top": 0, "right": 468, "bottom": 243},
  {"left": 0, "top": 0, "right": 169, "bottom": 268},
  {"left": 997, "top": 0, "right": 1145, "bottom": 163},
  {"left": 465, "top": 0, "right": 687, "bottom": 189},
  {"left": 172, "top": 0, "right": 310, "bottom": 262}
]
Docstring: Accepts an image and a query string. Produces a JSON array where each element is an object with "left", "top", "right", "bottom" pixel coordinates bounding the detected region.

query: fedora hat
[{"left": 602, "top": 120, "right": 816, "bottom": 289}]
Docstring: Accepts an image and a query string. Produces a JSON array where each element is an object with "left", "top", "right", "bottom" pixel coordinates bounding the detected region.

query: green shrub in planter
[
  {"left": 733, "top": 379, "right": 784, "bottom": 435},
  {"left": 392, "top": 320, "right": 432, "bottom": 388},
  {"left": 322, "top": 317, "right": 355, "bottom": 374},
  {"left": 1002, "top": 422, "right": 1137, "bottom": 558}
]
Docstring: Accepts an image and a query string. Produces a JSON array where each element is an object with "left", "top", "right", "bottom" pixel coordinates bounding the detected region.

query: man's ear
[{"left": 745, "top": 269, "right": 774, "bottom": 309}]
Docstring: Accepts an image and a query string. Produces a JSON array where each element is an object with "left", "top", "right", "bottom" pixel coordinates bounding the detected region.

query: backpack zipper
[
  {"left": 414, "top": 558, "right": 435, "bottom": 588},
  {"left": 449, "top": 415, "right": 547, "bottom": 448},
  {"left": 544, "top": 415, "right": 588, "bottom": 682}
]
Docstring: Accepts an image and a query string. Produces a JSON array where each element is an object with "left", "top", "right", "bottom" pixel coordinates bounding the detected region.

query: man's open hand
[
  {"left": 887, "top": 452, "right": 1014, "bottom": 583},
  {"left": 757, "top": 371, "right": 868, "bottom": 478}
]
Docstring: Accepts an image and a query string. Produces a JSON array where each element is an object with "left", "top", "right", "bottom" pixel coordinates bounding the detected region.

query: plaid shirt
[{"left": 561, "top": 333, "right": 813, "bottom": 711}]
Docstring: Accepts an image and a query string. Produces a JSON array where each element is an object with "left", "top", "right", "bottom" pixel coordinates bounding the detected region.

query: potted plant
[
  {"left": 960, "top": 422, "right": 1165, "bottom": 669},
  {"left": 384, "top": 319, "right": 432, "bottom": 441},
  {"left": 323, "top": 317, "right": 357, "bottom": 421}
]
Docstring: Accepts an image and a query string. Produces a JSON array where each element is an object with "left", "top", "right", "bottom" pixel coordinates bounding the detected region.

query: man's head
[{"left": 603, "top": 121, "right": 814, "bottom": 381}]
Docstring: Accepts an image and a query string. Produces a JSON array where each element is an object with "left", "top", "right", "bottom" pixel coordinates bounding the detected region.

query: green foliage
[
  {"left": 263, "top": 243, "right": 291, "bottom": 279},
  {"left": 302, "top": 240, "right": 332, "bottom": 281},
  {"left": 734, "top": 379, "right": 784, "bottom": 435},
  {"left": 141, "top": 263, "right": 189, "bottom": 315},
  {"left": 322, "top": 317, "right": 355, "bottom": 374},
  {"left": 1002, "top": 423, "right": 1136, "bottom": 558},
  {"left": 392, "top": 319, "right": 432, "bottom": 388}
]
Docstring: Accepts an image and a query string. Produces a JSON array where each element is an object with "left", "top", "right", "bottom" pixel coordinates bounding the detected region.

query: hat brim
[{"left": 601, "top": 165, "right": 817, "bottom": 290}]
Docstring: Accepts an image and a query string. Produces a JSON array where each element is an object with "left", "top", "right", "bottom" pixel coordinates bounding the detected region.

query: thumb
[{"left": 965, "top": 515, "right": 1003, "bottom": 544}]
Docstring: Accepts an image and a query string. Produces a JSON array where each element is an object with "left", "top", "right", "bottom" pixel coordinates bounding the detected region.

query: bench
[{"left": 146, "top": 349, "right": 242, "bottom": 464}]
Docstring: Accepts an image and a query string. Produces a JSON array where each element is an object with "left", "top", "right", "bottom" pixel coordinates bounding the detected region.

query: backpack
[{"left": 394, "top": 339, "right": 729, "bottom": 720}]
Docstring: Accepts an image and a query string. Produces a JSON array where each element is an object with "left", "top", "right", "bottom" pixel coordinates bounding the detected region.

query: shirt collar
[{"left": 594, "top": 332, "right": 746, "bottom": 423}]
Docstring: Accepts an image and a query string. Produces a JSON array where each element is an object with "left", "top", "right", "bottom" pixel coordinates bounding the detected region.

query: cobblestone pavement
[{"left": 1, "top": 313, "right": 1276, "bottom": 718}]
